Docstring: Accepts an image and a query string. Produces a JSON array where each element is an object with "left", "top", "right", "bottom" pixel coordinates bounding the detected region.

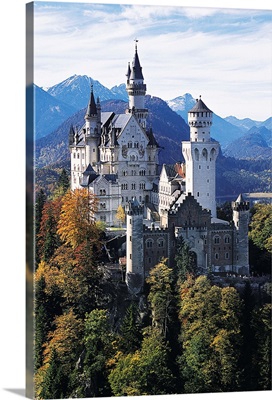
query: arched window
[
  {"left": 146, "top": 239, "right": 153, "bottom": 248},
  {"left": 210, "top": 148, "right": 217, "bottom": 160},
  {"left": 214, "top": 235, "right": 220, "bottom": 244},
  {"left": 202, "top": 148, "right": 208, "bottom": 161},
  {"left": 224, "top": 235, "right": 230, "bottom": 244},
  {"left": 194, "top": 148, "right": 199, "bottom": 161}
]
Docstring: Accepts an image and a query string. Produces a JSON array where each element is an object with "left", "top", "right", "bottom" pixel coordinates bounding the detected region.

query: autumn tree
[
  {"left": 116, "top": 204, "right": 126, "bottom": 227},
  {"left": 57, "top": 188, "right": 99, "bottom": 249}
]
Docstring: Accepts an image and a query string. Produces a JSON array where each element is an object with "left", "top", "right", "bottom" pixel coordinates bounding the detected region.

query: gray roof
[
  {"left": 189, "top": 97, "right": 212, "bottom": 113},
  {"left": 112, "top": 114, "right": 131, "bottom": 129}
]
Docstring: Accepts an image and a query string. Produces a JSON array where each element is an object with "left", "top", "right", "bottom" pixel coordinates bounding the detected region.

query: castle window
[
  {"left": 93, "top": 148, "right": 95, "bottom": 152},
  {"left": 225, "top": 252, "right": 229, "bottom": 259},
  {"left": 146, "top": 239, "right": 153, "bottom": 248},
  {"left": 132, "top": 183, "right": 136, "bottom": 190},
  {"left": 77, "top": 153, "right": 79, "bottom": 159},
  {"left": 214, "top": 236, "right": 220, "bottom": 244},
  {"left": 197, "top": 192, "right": 199, "bottom": 197},
  {"left": 224, "top": 235, "right": 230, "bottom": 244},
  {"left": 73, "top": 153, "right": 76, "bottom": 158},
  {"left": 157, "top": 239, "right": 164, "bottom": 248},
  {"left": 202, "top": 148, "right": 208, "bottom": 160},
  {"left": 215, "top": 253, "right": 219, "bottom": 260}
]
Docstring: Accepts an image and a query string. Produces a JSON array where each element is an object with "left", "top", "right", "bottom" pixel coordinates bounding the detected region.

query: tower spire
[{"left": 126, "top": 40, "right": 147, "bottom": 128}]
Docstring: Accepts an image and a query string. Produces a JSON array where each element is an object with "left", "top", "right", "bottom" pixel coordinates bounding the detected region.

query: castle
[{"left": 69, "top": 42, "right": 250, "bottom": 293}]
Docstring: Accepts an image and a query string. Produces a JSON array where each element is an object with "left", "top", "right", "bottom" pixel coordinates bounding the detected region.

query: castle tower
[
  {"left": 125, "top": 198, "right": 144, "bottom": 294},
  {"left": 232, "top": 194, "right": 250, "bottom": 275},
  {"left": 84, "top": 85, "right": 101, "bottom": 167},
  {"left": 182, "top": 96, "right": 219, "bottom": 217},
  {"left": 126, "top": 40, "right": 148, "bottom": 129}
]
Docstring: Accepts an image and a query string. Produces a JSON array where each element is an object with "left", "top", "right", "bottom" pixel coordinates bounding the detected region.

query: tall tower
[
  {"left": 125, "top": 198, "right": 144, "bottom": 294},
  {"left": 182, "top": 97, "right": 219, "bottom": 217},
  {"left": 126, "top": 40, "right": 148, "bottom": 129},
  {"left": 232, "top": 194, "right": 250, "bottom": 275},
  {"left": 84, "top": 85, "right": 101, "bottom": 167}
]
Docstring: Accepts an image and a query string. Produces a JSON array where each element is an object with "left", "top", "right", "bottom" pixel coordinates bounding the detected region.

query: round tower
[
  {"left": 182, "top": 96, "right": 219, "bottom": 217},
  {"left": 125, "top": 198, "right": 144, "bottom": 294},
  {"left": 126, "top": 40, "right": 148, "bottom": 129},
  {"left": 232, "top": 194, "right": 250, "bottom": 275},
  {"left": 84, "top": 85, "right": 101, "bottom": 167}
]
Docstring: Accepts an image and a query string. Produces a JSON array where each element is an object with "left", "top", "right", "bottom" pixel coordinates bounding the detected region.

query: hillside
[{"left": 223, "top": 126, "right": 272, "bottom": 160}]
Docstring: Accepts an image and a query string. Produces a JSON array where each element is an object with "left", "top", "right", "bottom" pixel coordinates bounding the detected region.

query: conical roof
[
  {"left": 85, "top": 87, "right": 97, "bottom": 117},
  {"left": 188, "top": 97, "right": 212, "bottom": 113},
  {"left": 235, "top": 193, "right": 245, "bottom": 203},
  {"left": 130, "top": 43, "right": 144, "bottom": 80}
]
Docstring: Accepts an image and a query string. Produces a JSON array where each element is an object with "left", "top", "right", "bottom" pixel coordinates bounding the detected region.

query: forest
[{"left": 34, "top": 170, "right": 271, "bottom": 399}]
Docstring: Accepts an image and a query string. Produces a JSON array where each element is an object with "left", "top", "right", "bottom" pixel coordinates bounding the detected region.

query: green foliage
[
  {"left": 108, "top": 328, "right": 175, "bottom": 396},
  {"left": 178, "top": 276, "right": 243, "bottom": 393},
  {"left": 251, "top": 303, "right": 272, "bottom": 390},
  {"left": 249, "top": 203, "right": 272, "bottom": 253},
  {"left": 118, "top": 302, "right": 143, "bottom": 354},
  {"left": 146, "top": 259, "right": 174, "bottom": 337},
  {"left": 39, "top": 347, "right": 68, "bottom": 400},
  {"left": 71, "top": 309, "right": 114, "bottom": 398},
  {"left": 174, "top": 237, "right": 198, "bottom": 283}
]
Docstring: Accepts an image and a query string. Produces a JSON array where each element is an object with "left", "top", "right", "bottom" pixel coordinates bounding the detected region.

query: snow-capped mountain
[
  {"left": 47, "top": 74, "right": 126, "bottom": 110},
  {"left": 166, "top": 93, "right": 196, "bottom": 121},
  {"left": 166, "top": 93, "right": 244, "bottom": 148}
]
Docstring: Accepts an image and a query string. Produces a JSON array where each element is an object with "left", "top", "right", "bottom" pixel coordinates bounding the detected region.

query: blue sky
[{"left": 33, "top": 0, "right": 272, "bottom": 120}]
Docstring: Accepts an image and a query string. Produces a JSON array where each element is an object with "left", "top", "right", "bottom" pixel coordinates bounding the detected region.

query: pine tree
[
  {"left": 40, "top": 347, "right": 68, "bottom": 399},
  {"left": 119, "top": 302, "right": 142, "bottom": 353}
]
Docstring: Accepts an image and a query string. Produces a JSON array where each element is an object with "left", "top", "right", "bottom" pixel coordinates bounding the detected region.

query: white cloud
[{"left": 33, "top": 2, "right": 272, "bottom": 120}]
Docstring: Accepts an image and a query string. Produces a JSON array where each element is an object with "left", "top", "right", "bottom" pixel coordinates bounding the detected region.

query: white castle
[{"left": 69, "top": 42, "right": 250, "bottom": 292}]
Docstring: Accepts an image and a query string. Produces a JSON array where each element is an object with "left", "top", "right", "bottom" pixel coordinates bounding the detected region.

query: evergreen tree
[
  {"left": 252, "top": 303, "right": 272, "bottom": 390},
  {"left": 178, "top": 275, "right": 243, "bottom": 393},
  {"left": 118, "top": 302, "right": 142, "bottom": 353},
  {"left": 146, "top": 259, "right": 174, "bottom": 338},
  {"left": 108, "top": 328, "right": 175, "bottom": 396},
  {"left": 34, "top": 275, "right": 49, "bottom": 371},
  {"left": 53, "top": 168, "right": 70, "bottom": 198},
  {"left": 175, "top": 237, "right": 197, "bottom": 283},
  {"left": 71, "top": 309, "right": 114, "bottom": 398},
  {"left": 40, "top": 347, "right": 68, "bottom": 399}
]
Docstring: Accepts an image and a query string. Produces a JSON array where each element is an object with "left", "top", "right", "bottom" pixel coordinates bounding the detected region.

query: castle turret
[
  {"left": 232, "top": 193, "right": 250, "bottom": 275},
  {"left": 125, "top": 198, "right": 144, "bottom": 294},
  {"left": 182, "top": 96, "right": 219, "bottom": 217},
  {"left": 126, "top": 40, "right": 148, "bottom": 129},
  {"left": 85, "top": 85, "right": 101, "bottom": 167}
]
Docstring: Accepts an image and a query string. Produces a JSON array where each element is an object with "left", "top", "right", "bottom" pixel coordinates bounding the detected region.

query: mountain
[
  {"left": 224, "top": 115, "right": 272, "bottom": 133},
  {"left": 47, "top": 74, "right": 126, "bottom": 111},
  {"left": 34, "top": 84, "right": 77, "bottom": 139},
  {"left": 110, "top": 83, "right": 128, "bottom": 101},
  {"left": 166, "top": 93, "right": 196, "bottom": 121},
  {"left": 223, "top": 126, "right": 272, "bottom": 160},
  {"left": 35, "top": 96, "right": 189, "bottom": 169},
  {"left": 167, "top": 93, "right": 244, "bottom": 148}
]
